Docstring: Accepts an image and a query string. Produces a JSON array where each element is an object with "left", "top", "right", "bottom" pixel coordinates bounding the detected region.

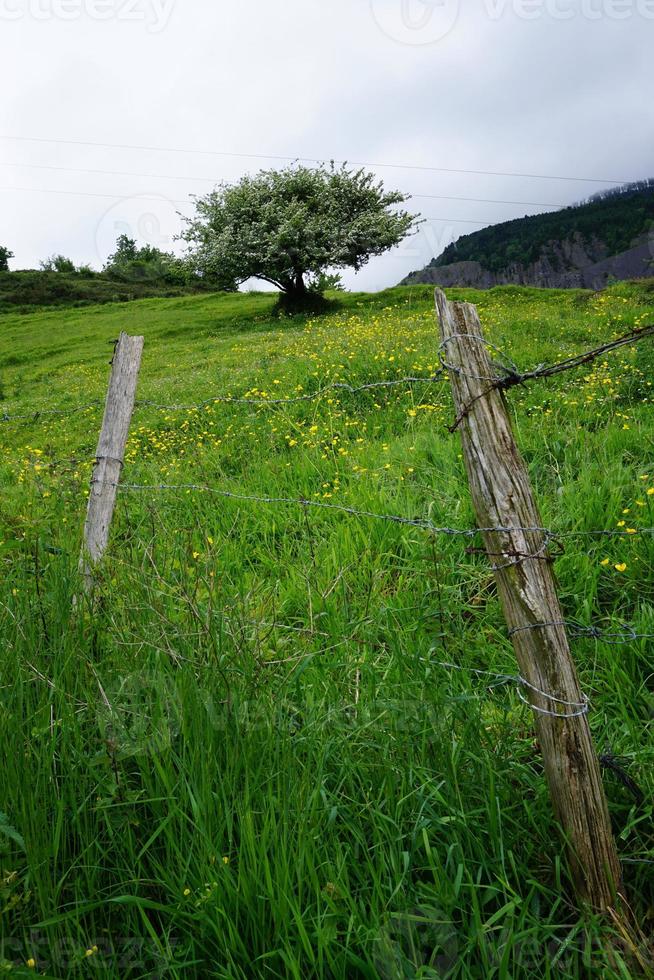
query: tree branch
[{"left": 247, "top": 274, "right": 285, "bottom": 291}]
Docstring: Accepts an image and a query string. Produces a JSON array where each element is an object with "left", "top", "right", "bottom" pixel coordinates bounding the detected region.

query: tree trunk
[
  {"left": 279, "top": 272, "right": 309, "bottom": 307},
  {"left": 292, "top": 272, "right": 307, "bottom": 297}
]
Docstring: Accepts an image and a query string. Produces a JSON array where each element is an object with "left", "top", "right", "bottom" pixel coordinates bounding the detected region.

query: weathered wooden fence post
[
  {"left": 435, "top": 289, "right": 621, "bottom": 911},
  {"left": 80, "top": 332, "right": 144, "bottom": 592}
]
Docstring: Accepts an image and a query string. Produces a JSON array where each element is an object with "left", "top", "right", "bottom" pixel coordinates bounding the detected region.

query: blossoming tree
[{"left": 180, "top": 165, "right": 418, "bottom": 304}]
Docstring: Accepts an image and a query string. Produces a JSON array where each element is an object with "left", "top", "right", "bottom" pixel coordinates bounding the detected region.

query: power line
[
  {"left": 415, "top": 193, "right": 562, "bottom": 209},
  {"left": 0, "top": 185, "right": 194, "bottom": 209},
  {"left": 424, "top": 216, "right": 487, "bottom": 225},
  {"left": 0, "top": 161, "right": 566, "bottom": 209},
  {"left": 0, "top": 160, "right": 222, "bottom": 185},
  {"left": 0, "top": 185, "right": 494, "bottom": 225},
  {"left": 0, "top": 134, "right": 634, "bottom": 185}
]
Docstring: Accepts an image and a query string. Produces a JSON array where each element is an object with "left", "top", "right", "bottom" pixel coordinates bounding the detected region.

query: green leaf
[{"left": 0, "top": 812, "right": 26, "bottom": 853}]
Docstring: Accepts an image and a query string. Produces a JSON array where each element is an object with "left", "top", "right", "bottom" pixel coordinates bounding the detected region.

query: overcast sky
[{"left": 1, "top": 0, "right": 652, "bottom": 290}]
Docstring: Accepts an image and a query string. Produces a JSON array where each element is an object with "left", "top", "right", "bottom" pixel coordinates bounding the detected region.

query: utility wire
[
  {"left": 0, "top": 161, "right": 567, "bottom": 208},
  {"left": 0, "top": 185, "right": 194, "bottom": 208},
  {"left": 0, "top": 185, "right": 495, "bottom": 225},
  {"left": 0, "top": 134, "right": 634, "bottom": 185}
]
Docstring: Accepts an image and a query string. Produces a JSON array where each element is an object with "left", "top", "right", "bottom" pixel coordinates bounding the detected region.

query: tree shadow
[{"left": 273, "top": 292, "right": 343, "bottom": 318}]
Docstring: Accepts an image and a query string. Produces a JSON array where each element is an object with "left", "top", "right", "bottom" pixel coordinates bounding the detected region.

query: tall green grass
[{"left": 0, "top": 283, "right": 653, "bottom": 977}]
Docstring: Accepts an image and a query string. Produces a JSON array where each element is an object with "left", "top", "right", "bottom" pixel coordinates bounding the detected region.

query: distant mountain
[{"left": 402, "top": 180, "right": 654, "bottom": 290}]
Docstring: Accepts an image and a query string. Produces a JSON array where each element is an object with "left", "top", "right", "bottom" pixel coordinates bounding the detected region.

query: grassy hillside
[
  {"left": 1, "top": 284, "right": 653, "bottom": 977},
  {"left": 0, "top": 270, "right": 220, "bottom": 314},
  {"left": 428, "top": 181, "right": 654, "bottom": 274}
]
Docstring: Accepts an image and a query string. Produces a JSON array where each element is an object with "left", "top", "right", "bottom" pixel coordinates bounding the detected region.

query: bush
[
  {"left": 103, "top": 235, "right": 213, "bottom": 288},
  {"left": 40, "top": 255, "right": 77, "bottom": 274}
]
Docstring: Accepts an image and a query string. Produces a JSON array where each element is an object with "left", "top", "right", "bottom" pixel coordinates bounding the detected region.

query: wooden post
[
  {"left": 80, "top": 332, "right": 144, "bottom": 591},
  {"left": 435, "top": 289, "right": 621, "bottom": 911}
]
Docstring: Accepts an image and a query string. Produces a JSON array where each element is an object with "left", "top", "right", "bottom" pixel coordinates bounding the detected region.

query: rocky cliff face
[{"left": 402, "top": 234, "right": 654, "bottom": 290}]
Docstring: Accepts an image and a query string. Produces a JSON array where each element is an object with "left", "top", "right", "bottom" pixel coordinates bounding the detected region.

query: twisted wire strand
[
  {"left": 135, "top": 373, "right": 448, "bottom": 411},
  {"left": 488, "top": 532, "right": 554, "bottom": 571},
  {"left": 509, "top": 620, "right": 654, "bottom": 642},
  {"left": 438, "top": 323, "right": 654, "bottom": 389},
  {"left": 1, "top": 400, "right": 103, "bottom": 423},
  {"left": 433, "top": 660, "right": 589, "bottom": 719},
  {"left": 438, "top": 333, "right": 522, "bottom": 383},
  {"left": 105, "top": 479, "right": 485, "bottom": 534},
  {"left": 519, "top": 323, "right": 654, "bottom": 385},
  {"left": 4, "top": 322, "right": 652, "bottom": 425},
  {"left": 0, "top": 373, "right": 447, "bottom": 424},
  {"left": 104, "top": 479, "right": 654, "bottom": 541}
]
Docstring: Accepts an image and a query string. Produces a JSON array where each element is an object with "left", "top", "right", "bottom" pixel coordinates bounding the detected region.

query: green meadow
[{"left": 0, "top": 282, "right": 653, "bottom": 978}]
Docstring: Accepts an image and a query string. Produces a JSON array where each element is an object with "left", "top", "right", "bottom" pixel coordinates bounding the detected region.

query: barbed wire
[
  {"left": 509, "top": 620, "right": 654, "bottom": 642},
  {"left": 439, "top": 323, "right": 654, "bottom": 388},
  {"left": 439, "top": 322, "right": 654, "bottom": 431},
  {"left": 11, "top": 442, "right": 654, "bottom": 548},
  {"left": 15, "top": 446, "right": 654, "bottom": 550},
  {"left": 431, "top": 659, "right": 589, "bottom": 719},
  {"left": 28, "top": 455, "right": 96, "bottom": 470},
  {"left": 15, "top": 448, "right": 654, "bottom": 553},
  {"left": 0, "top": 400, "right": 103, "bottom": 424},
  {"left": 510, "top": 323, "right": 654, "bottom": 387},
  {"left": 107, "top": 476, "right": 654, "bottom": 543},
  {"left": 556, "top": 528, "right": 654, "bottom": 538},
  {"left": 3, "top": 321, "right": 652, "bottom": 426},
  {"left": 0, "top": 374, "right": 447, "bottom": 424},
  {"left": 109, "top": 479, "right": 480, "bottom": 534},
  {"left": 135, "top": 372, "right": 448, "bottom": 412}
]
